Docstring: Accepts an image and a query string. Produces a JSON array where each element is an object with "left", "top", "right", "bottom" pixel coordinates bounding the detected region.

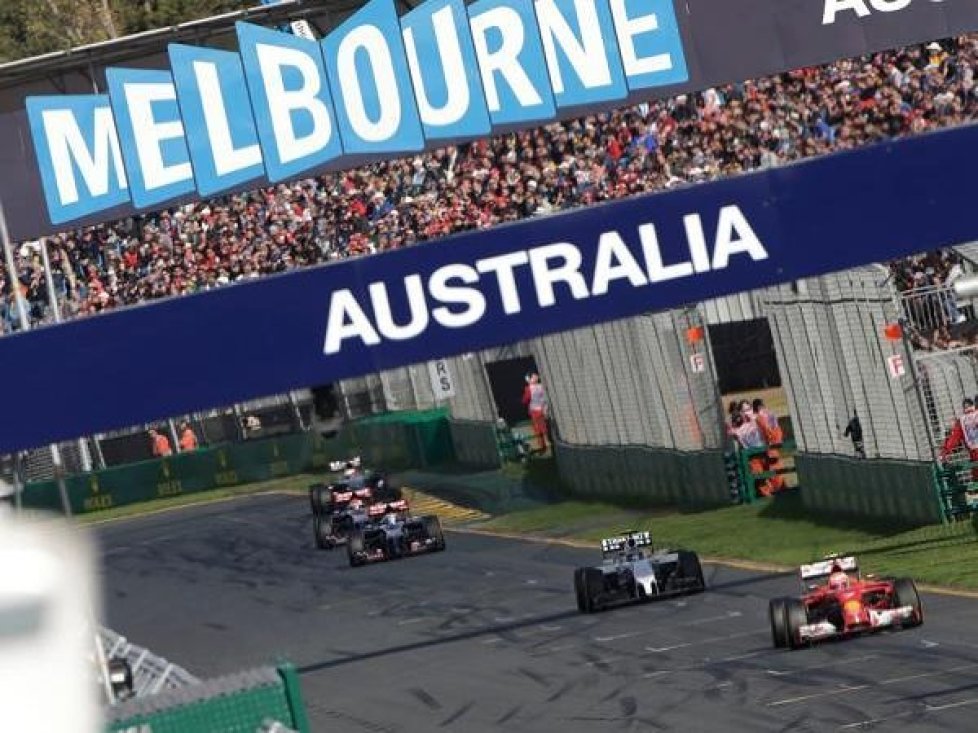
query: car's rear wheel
[
  {"left": 314, "top": 515, "right": 334, "bottom": 550},
  {"left": 784, "top": 598, "right": 809, "bottom": 650},
  {"left": 573, "top": 568, "right": 588, "bottom": 613},
  {"left": 893, "top": 577, "right": 923, "bottom": 627},
  {"left": 581, "top": 568, "right": 605, "bottom": 613},
  {"left": 347, "top": 530, "right": 366, "bottom": 567},
  {"left": 422, "top": 515, "right": 446, "bottom": 551},
  {"left": 769, "top": 597, "right": 789, "bottom": 648},
  {"left": 374, "top": 476, "right": 402, "bottom": 502},
  {"left": 311, "top": 485, "right": 333, "bottom": 517},
  {"left": 309, "top": 484, "right": 325, "bottom": 515},
  {"left": 678, "top": 550, "right": 706, "bottom": 593}
]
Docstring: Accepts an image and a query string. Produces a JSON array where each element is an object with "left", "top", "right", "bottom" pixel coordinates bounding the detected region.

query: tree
[{"left": 0, "top": 0, "right": 252, "bottom": 63}]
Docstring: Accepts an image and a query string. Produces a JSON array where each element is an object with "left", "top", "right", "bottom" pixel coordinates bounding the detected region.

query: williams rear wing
[
  {"left": 601, "top": 530, "right": 652, "bottom": 557},
  {"left": 329, "top": 455, "right": 362, "bottom": 471}
]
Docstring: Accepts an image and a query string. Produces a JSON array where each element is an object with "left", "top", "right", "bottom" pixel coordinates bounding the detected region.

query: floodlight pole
[{"left": 0, "top": 202, "right": 72, "bottom": 517}]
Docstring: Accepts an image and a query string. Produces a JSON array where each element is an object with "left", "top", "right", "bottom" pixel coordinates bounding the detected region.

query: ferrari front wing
[{"left": 798, "top": 604, "right": 917, "bottom": 641}]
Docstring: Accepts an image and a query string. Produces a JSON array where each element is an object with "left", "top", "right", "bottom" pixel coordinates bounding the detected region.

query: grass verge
[{"left": 474, "top": 490, "right": 978, "bottom": 591}]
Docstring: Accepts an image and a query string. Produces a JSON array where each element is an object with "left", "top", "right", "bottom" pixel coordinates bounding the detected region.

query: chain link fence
[{"left": 758, "top": 266, "right": 927, "bottom": 461}]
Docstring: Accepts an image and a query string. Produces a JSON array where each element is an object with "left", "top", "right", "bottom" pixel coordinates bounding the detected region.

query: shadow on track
[{"left": 296, "top": 608, "right": 581, "bottom": 676}]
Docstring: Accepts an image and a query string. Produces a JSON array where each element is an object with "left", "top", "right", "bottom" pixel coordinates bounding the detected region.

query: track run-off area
[{"left": 97, "top": 492, "right": 978, "bottom": 732}]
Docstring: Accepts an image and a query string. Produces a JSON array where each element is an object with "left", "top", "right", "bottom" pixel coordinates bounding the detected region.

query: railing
[
  {"left": 99, "top": 627, "right": 199, "bottom": 700},
  {"left": 931, "top": 458, "right": 978, "bottom": 522},
  {"left": 899, "top": 284, "right": 971, "bottom": 343},
  {"left": 731, "top": 440, "right": 798, "bottom": 503}
]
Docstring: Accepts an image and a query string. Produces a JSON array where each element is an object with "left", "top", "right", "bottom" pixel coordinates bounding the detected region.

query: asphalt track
[{"left": 97, "top": 493, "right": 978, "bottom": 732}]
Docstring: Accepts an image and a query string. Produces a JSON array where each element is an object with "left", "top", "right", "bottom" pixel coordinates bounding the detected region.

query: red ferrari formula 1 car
[{"left": 769, "top": 555, "right": 923, "bottom": 650}]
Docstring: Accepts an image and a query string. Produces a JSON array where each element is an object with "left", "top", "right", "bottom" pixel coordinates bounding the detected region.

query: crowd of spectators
[{"left": 2, "top": 35, "right": 978, "bottom": 333}]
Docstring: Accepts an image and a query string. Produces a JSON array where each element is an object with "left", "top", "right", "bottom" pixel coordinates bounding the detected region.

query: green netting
[
  {"left": 553, "top": 443, "right": 729, "bottom": 509},
  {"left": 796, "top": 453, "right": 941, "bottom": 527}
]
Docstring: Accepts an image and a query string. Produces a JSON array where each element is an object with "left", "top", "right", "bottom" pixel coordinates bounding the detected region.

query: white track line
[
  {"left": 768, "top": 662, "right": 978, "bottom": 707},
  {"left": 839, "top": 696, "right": 978, "bottom": 729}
]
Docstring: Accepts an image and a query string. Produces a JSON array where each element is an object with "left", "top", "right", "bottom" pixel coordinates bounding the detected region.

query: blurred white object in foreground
[{"left": 0, "top": 493, "right": 101, "bottom": 733}]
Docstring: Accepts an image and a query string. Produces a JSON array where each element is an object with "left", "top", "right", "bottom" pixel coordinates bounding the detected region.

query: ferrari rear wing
[{"left": 800, "top": 555, "right": 858, "bottom": 582}]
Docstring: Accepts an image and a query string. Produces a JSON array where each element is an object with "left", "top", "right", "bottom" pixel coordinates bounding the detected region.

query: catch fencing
[{"left": 757, "top": 266, "right": 926, "bottom": 462}]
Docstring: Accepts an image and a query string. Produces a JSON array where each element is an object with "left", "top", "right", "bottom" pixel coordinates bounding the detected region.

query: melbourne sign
[
  {"left": 15, "top": 0, "right": 978, "bottom": 235},
  {"left": 2, "top": 119, "right": 977, "bottom": 453}
]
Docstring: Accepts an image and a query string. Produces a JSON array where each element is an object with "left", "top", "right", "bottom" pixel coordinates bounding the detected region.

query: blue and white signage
[
  {"left": 2, "top": 119, "right": 977, "bottom": 453},
  {"left": 25, "top": 0, "right": 688, "bottom": 224}
]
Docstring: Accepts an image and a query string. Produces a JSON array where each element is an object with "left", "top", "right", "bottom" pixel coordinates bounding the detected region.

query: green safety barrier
[
  {"left": 448, "top": 419, "right": 504, "bottom": 469},
  {"left": 931, "top": 459, "right": 978, "bottom": 523},
  {"left": 345, "top": 408, "right": 455, "bottom": 470},
  {"left": 732, "top": 440, "right": 798, "bottom": 504},
  {"left": 105, "top": 663, "right": 309, "bottom": 733},
  {"left": 796, "top": 453, "right": 941, "bottom": 527},
  {"left": 20, "top": 432, "right": 352, "bottom": 515},
  {"left": 21, "top": 410, "right": 460, "bottom": 515},
  {"left": 552, "top": 442, "right": 730, "bottom": 509}
]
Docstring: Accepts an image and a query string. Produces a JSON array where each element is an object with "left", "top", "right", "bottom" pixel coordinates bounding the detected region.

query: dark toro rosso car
[
  {"left": 769, "top": 555, "right": 923, "bottom": 650},
  {"left": 313, "top": 496, "right": 374, "bottom": 549},
  {"left": 347, "top": 500, "right": 445, "bottom": 567},
  {"left": 308, "top": 456, "right": 401, "bottom": 518},
  {"left": 573, "top": 530, "right": 706, "bottom": 613}
]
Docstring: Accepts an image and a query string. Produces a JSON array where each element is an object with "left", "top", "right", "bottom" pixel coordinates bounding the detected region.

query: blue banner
[{"left": 2, "top": 121, "right": 978, "bottom": 453}]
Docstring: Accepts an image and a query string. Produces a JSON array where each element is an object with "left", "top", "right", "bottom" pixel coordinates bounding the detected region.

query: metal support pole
[
  {"left": 697, "top": 309, "right": 731, "bottom": 450},
  {"left": 93, "top": 629, "right": 116, "bottom": 706},
  {"left": 166, "top": 418, "right": 180, "bottom": 453},
  {"left": 0, "top": 203, "right": 72, "bottom": 517},
  {"left": 899, "top": 317, "right": 940, "bottom": 465},
  {"left": 40, "top": 238, "right": 93, "bottom": 472},
  {"left": 288, "top": 390, "right": 305, "bottom": 431}
]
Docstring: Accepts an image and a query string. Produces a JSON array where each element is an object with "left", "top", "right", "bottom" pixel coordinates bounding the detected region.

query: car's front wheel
[
  {"left": 893, "top": 577, "right": 923, "bottom": 628},
  {"left": 347, "top": 530, "right": 366, "bottom": 567},
  {"left": 422, "top": 515, "right": 446, "bottom": 551},
  {"left": 769, "top": 597, "right": 789, "bottom": 648},
  {"left": 678, "top": 550, "right": 706, "bottom": 593},
  {"left": 784, "top": 598, "right": 809, "bottom": 650}
]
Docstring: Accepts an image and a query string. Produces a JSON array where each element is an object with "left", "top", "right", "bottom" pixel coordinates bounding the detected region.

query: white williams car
[{"left": 573, "top": 531, "right": 706, "bottom": 613}]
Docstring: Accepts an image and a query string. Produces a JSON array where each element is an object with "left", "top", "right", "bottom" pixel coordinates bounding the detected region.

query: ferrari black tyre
[
  {"left": 582, "top": 567, "right": 605, "bottom": 613},
  {"left": 347, "top": 530, "right": 366, "bottom": 567},
  {"left": 893, "top": 577, "right": 924, "bottom": 628},
  {"left": 314, "top": 515, "right": 335, "bottom": 550},
  {"left": 784, "top": 598, "right": 809, "bottom": 650},
  {"left": 422, "top": 515, "right": 446, "bottom": 551},
  {"left": 678, "top": 550, "right": 706, "bottom": 593},
  {"left": 769, "top": 597, "right": 789, "bottom": 649}
]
